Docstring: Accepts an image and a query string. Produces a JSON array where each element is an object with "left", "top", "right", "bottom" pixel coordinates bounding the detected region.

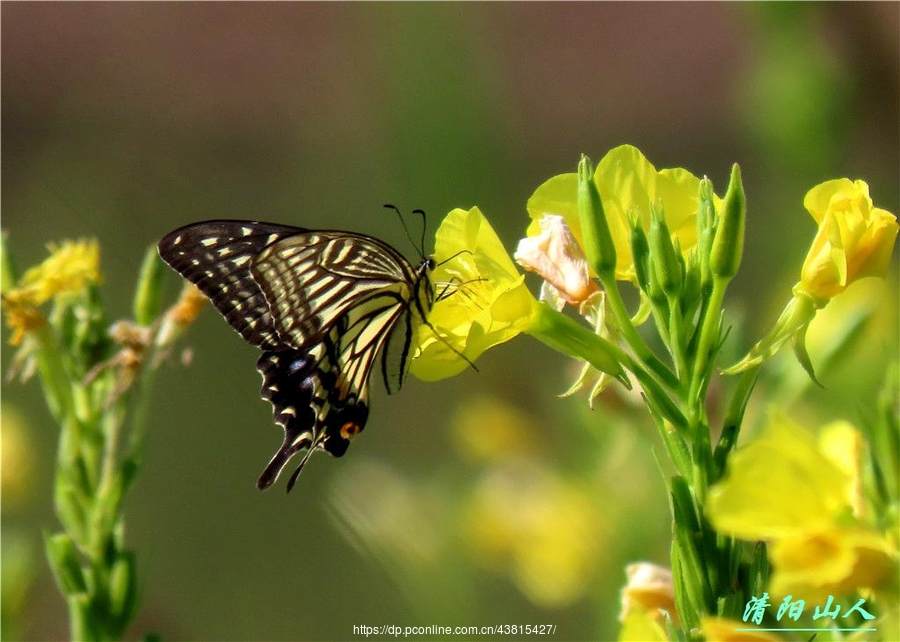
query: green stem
[
  {"left": 527, "top": 303, "right": 687, "bottom": 430},
  {"left": 689, "top": 275, "right": 728, "bottom": 413},
  {"left": 33, "top": 324, "right": 76, "bottom": 425},
  {"left": 667, "top": 294, "right": 688, "bottom": 383},
  {"left": 599, "top": 271, "right": 681, "bottom": 390}
]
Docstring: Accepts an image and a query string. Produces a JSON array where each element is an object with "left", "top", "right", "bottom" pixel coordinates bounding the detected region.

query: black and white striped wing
[
  {"left": 158, "top": 220, "right": 304, "bottom": 349},
  {"left": 157, "top": 220, "right": 432, "bottom": 491},
  {"left": 250, "top": 232, "right": 419, "bottom": 347}
]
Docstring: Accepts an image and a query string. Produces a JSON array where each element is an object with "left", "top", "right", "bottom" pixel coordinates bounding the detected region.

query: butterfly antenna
[
  {"left": 412, "top": 208, "right": 428, "bottom": 259},
  {"left": 437, "top": 248, "right": 473, "bottom": 267},
  {"left": 384, "top": 204, "right": 427, "bottom": 261}
]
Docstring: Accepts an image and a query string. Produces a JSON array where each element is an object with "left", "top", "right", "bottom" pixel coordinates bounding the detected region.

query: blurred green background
[{"left": 2, "top": 3, "right": 898, "bottom": 641}]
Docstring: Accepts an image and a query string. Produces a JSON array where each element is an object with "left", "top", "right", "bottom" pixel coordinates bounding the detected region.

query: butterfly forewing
[
  {"left": 250, "top": 232, "right": 419, "bottom": 348},
  {"left": 158, "top": 220, "right": 305, "bottom": 348},
  {"left": 157, "top": 219, "right": 433, "bottom": 491}
]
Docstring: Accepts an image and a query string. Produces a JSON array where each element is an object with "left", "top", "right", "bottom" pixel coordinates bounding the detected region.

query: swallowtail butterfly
[{"left": 158, "top": 216, "right": 434, "bottom": 491}]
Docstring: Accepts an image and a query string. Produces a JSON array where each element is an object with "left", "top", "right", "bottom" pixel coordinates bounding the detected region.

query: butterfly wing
[
  {"left": 158, "top": 220, "right": 304, "bottom": 349},
  {"left": 158, "top": 220, "right": 432, "bottom": 491},
  {"left": 250, "top": 231, "right": 430, "bottom": 394}
]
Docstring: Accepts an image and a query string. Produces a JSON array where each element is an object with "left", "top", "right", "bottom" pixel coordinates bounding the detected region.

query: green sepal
[
  {"left": 527, "top": 303, "right": 628, "bottom": 385},
  {"left": 54, "top": 482, "right": 89, "bottom": 546},
  {"left": 73, "top": 283, "right": 112, "bottom": 375},
  {"left": 723, "top": 289, "right": 819, "bottom": 375},
  {"left": 790, "top": 320, "right": 823, "bottom": 387},
  {"left": 661, "top": 424, "right": 693, "bottom": 479},
  {"left": 94, "top": 471, "right": 131, "bottom": 549}
]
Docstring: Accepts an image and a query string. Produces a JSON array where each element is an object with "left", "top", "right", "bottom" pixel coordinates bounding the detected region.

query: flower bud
[
  {"left": 695, "top": 177, "right": 717, "bottom": 288},
  {"left": 649, "top": 204, "right": 682, "bottom": 296},
  {"left": 44, "top": 533, "right": 87, "bottom": 595},
  {"left": 133, "top": 245, "right": 166, "bottom": 326},
  {"left": 710, "top": 164, "right": 745, "bottom": 280},
  {"left": 798, "top": 178, "right": 898, "bottom": 301},
  {"left": 577, "top": 155, "right": 617, "bottom": 276},
  {"left": 628, "top": 216, "right": 652, "bottom": 294}
]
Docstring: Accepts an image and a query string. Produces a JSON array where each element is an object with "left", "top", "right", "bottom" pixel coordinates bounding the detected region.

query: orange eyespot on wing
[{"left": 340, "top": 422, "right": 362, "bottom": 440}]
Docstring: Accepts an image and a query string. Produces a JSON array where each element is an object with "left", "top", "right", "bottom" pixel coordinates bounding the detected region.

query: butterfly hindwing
[
  {"left": 158, "top": 219, "right": 433, "bottom": 491},
  {"left": 255, "top": 337, "right": 370, "bottom": 491}
]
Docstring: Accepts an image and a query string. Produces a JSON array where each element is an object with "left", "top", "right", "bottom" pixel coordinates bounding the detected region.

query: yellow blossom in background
[
  {"left": 526, "top": 145, "right": 719, "bottom": 281},
  {"left": 769, "top": 527, "right": 895, "bottom": 599},
  {"left": 1, "top": 407, "right": 37, "bottom": 509},
  {"left": 700, "top": 617, "right": 783, "bottom": 642},
  {"left": 708, "top": 415, "right": 898, "bottom": 601},
  {"left": 449, "top": 395, "right": 540, "bottom": 463},
  {"left": 618, "top": 609, "right": 667, "bottom": 642},
  {"left": 3, "top": 239, "right": 100, "bottom": 344},
  {"left": 411, "top": 207, "right": 537, "bottom": 381},
  {"left": 465, "top": 460, "right": 602, "bottom": 608},
  {"left": 798, "top": 179, "right": 898, "bottom": 301}
]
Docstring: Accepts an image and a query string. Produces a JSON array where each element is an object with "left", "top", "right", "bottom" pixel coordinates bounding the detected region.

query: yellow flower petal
[
  {"left": 799, "top": 179, "right": 898, "bottom": 300},
  {"left": 700, "top": 616, "right": 783, "bottom": 642},
  {"left": 2, "top": 239, "right": 101, "bottom": 345},
  {"left": 465, "top": 460, "right": 601, "bottom": 608},
  {"left": 769, "top": 528, "right": 897, "bottom": 601},
  {"left": 16, "top": 239, "right": 100, "bottom": 304},
  {"left": 818, "top": 420, "right": 865, "bottom": 518},
  {"left": 526, "top": 145, "right": 719, "bottom": 282},
  {"left": 707, "top": 415, "right": 853, "bottom": 539},
  {"left": 411, "top": 207, "right": 537, "bottom": 381},
  {"left": 618, "top": 609, "right": 668, "bottom": 642}
]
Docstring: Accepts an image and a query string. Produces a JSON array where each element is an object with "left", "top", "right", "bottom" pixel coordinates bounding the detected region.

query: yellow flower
[
  {"left": 768, "top": 527, "right": 896, "bottom": 599},
  {"left": 707, "top": 416, "right": 898, "bottom": 600},
  {"left": 526, "top": 145, "right": 718, "bottom": 281},
  {"left": 3, "top": 239, "right": 101, "bottom": 344},
  {"left": 1, "top": 406, "right": 36, "bottom": 509},
  {"left": 449, "top": 395, "right": 541, "bottom": 462},
  {"left": 798, "top": 179, "right": 898, "bottom": 301},
  {"left": 618, "top": 609, "right": 668, "bottom": 642},
  {"left": 465, "top": 459, "right": 602, "bottom": 607},
  {"left": 411, "top": 207, "right": 537, "bottom": 381},
  {"left": 700, "top": 616, "right": 783, "bottom": 641}
]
